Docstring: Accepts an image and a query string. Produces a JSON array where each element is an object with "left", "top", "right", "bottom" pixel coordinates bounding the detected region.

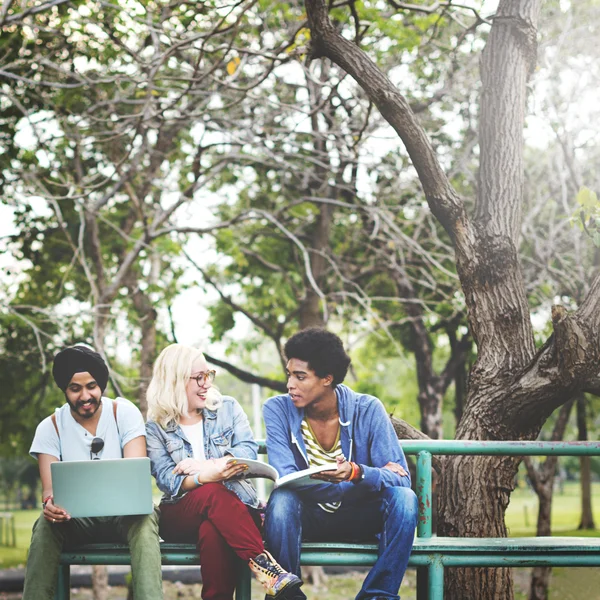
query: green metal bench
[{"left": 54, "top": 440, "right": 600, "bottom": 600}]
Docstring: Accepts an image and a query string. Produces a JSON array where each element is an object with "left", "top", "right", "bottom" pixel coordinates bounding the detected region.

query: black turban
[{"left": 52, "top": 346, "right": 109, "bottom": 392}]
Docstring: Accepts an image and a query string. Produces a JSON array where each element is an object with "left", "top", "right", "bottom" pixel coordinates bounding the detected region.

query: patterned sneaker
[{"left": 248, "top": 551, "right": 303, "bottom": 599}]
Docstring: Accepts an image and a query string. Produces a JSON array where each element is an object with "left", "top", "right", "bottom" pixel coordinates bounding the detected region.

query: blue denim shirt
[
  {"left": 146, "top": 396, "right": 259, "bottom": 508},
  {"left": 264, "top": 384, "right": 411, "bottom": 503}
]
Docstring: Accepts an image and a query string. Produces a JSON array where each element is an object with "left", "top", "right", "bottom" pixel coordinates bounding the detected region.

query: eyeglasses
[
  {"left": 90, "top": 437, "right": 104, "bottom": 460},
  {"left": 189, "top": 370, "right": 216, "bottom": 387}
]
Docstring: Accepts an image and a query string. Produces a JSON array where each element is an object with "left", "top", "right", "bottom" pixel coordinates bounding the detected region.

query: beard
[{"left": 66, "top": 397, "right": 101, "bottom": 419}]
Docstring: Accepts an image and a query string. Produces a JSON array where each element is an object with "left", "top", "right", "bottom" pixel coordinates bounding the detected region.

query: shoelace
[{"left": 260, "top": 553, "right": 286, "bottom": 576}]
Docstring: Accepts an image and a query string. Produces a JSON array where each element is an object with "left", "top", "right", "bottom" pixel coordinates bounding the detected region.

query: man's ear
[{"left": 323, "top": 374, "right": 334, "bottom": 387}]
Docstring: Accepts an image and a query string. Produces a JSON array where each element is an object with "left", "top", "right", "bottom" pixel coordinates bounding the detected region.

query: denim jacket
[
  {"left": 146, "top": 395, "right": 259, "bottom": 508},
  {"left": 263, "top": 384, "right": 411, "bottom": 503}
]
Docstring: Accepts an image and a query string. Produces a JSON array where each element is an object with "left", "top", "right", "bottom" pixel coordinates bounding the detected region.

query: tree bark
[{"left": 125, "top": 267, "right": 159, "bottom": 417}]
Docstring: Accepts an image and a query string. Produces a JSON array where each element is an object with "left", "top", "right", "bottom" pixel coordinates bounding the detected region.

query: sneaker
[{"left": 249, "top": 550, "right": 303, "bottom": 599}]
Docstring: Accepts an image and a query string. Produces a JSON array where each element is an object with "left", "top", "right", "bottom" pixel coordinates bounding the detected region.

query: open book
[{"left": 226, "top": 458, "right": 338, "bottom": 489}]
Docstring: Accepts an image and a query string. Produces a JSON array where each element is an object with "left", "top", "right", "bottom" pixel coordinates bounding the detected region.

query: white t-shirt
[
  {"left": 180, "top": 421, "right": 206, "bottom": 461},
  {"left": 29, "top": 397, "right": 146, "bottom": 462}
]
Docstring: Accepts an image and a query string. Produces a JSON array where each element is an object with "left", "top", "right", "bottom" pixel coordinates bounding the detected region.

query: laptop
[{"left": 51, "top": 457, "right": 154, "bottom": 518}]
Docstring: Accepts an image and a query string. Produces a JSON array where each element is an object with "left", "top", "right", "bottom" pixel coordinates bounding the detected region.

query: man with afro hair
[{"left": 263, "top": 328, "right": 417, "bottom": 600}]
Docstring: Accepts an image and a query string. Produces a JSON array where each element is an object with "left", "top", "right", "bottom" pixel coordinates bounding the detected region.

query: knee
[
  {"left": 26, "top": 514, "right": 66, "bottom": 559},
  {"left": 128, "top": 508, "right": 160, "bottom": 541},
  {"left": 384, "top": 487, "right": 418, "bottom": 525},
  {"left": 31, "top": 513, "right": 48, "bottom": 534},
  {"left": 265, "top": 488, "right": 301, "bottom": 524},
  {"left": 31, "top": 514, "right": 61, "bottom": 541},
  {"left": 191, "top": 482, "right": 232, "bottom": 500}
]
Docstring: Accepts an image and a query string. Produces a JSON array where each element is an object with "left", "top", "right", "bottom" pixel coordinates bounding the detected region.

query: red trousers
[{"left": 159, "top": 483, "right": 264, "bottom": 600}]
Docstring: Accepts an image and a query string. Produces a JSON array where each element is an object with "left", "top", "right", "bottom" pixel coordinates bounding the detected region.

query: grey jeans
[{"left": 22, "top": 508, "right": 163, "bottom": 600}]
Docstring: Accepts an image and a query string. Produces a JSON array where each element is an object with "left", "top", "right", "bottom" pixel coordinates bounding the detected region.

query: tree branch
[
  {"left": 203, "top": 353, "right": 287, "bottom": 393},
  {"left": 2, "top": 0, "right": 71, "bottom": 25},
  {"left": 304, "top": 0, "right": 473, "bottom": 250},
  {"left": 582, "top": 375, "right": 600, "bottom": 397}
]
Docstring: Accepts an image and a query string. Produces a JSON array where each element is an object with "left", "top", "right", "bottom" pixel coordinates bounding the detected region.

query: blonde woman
[{"left": 146, "top": 344, "right": 302, "bottom": 600}]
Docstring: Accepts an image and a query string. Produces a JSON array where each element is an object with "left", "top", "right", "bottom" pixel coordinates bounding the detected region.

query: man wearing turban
[{"left": 22, "top": 345, "right": 164, "bottom": 600}]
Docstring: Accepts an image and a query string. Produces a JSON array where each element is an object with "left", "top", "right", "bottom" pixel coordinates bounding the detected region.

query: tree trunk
[
  {"left": 91, "top": 305, "right": 112, "bottom": 599},
  {"left": 439, "top": 449, "right": 519, "bottom": 598},
  {"left": 576, "top": 395, "right": 595, "bottom": 529},
  {"left": 302, "top": 1, "right": 600, "bottom": 599},
  {"left": 523, "top": 399, "right": 573, "bottom": 600},
  {"left": 579, "top": 456, "right": 594, "bottom": 529},
  {"left": 92, "top": 564, "right": 109, "bottom": 600},
  {"left": 529, "top": 565, "right": 552, "bottom": 600},
  {"left": 126, "top": 269, "right": 159, "bottom": 417},
  {"left": 298, "top": 202, "right": 332, "bottom": 329},
  {"left": 298, "top": 69, "right": 336, "bottom": 330},
  {"left": 417, "top": 386, "right": 443, "bottom": 440},
  {"left": 529, "top": 482, "right": 553, "bottom": 600}
]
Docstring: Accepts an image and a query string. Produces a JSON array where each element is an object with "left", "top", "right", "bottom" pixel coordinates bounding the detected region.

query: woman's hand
[
  {"left": 172, "top": 458, "right": 205, "bottom": 476},
  {"left": 43, "top": 496, "right": 70, "bottom": 524},
  {"left": 176, "top": 457, "right": 248, "bottom": 483}
]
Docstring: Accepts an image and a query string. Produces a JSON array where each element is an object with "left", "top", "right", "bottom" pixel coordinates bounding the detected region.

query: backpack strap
[
  {"left": 50, "top": 413, "right": 62, "bottom": 460},
  {"left": 112, "top": 399, "right": 120, "bottom": 437},
  {"left": 51, "top": 413, "right": 59, "bottom": 437}
]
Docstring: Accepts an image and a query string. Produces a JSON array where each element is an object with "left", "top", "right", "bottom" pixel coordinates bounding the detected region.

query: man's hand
[
  {"left": 43, "top": 497, "right": 70, "bottom": 524},
  {"left": 311, "top": 455, "right": 353, "bottom": 484},
  {"left": 383, "top": 461, "right": 408, "bottom": 477},
  {"left": 174, "top": 457, "right": 248, "bottom": 483}
]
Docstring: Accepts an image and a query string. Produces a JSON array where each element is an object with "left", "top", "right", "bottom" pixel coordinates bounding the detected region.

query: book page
[
  {"left": 275, "top": 463, "right": 338, "bottom": 489},
  {"left": 226, "top": 457, "right": 279, "bottom": 482}
]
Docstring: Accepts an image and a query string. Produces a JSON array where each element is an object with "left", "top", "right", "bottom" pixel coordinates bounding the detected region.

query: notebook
[{"left": 51, "top": 457, "right": 154, "bottom": 518}]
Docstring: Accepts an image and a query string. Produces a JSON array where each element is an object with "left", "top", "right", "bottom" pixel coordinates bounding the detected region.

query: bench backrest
[{"left": 257, "top": 439, "right": 600, "bottom": 538}]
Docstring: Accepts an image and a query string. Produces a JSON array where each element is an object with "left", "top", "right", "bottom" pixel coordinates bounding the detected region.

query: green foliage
[
  {"left": 0, "top": 313, "right": 64, "bottom": 456},
  {"left": 572, "top": 187, "right": 600, "bottom": 247}
]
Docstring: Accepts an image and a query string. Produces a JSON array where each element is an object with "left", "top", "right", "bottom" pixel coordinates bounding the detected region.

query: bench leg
[
  {"left": 235, "top": 563, "right": 252, "bottom": 600},
  {"left": 416, "top": 565, "right": 429, "bottom": 600},
  {"left": 428, "top": 557, "right": 444, "bottom": 600},
  {"left": 54, "top": 564, "right": 70, "bottom": 600}
]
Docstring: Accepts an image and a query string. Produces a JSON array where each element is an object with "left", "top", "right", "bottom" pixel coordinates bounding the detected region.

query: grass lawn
[
  {"left": 506, "top": 480, "right": 600, "bottom": 535},
  {"left": 0, "top": 510, "right": 38, "bottom": 569}
]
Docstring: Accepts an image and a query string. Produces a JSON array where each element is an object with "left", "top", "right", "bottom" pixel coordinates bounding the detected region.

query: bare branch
[
  {"left": 2, "top": 0, "right": 71, "bottom": 25},
  {"left": 304, "top": 0, "right": 472, "bottom": 249},
  {"left": 204, "top": 353, "right": 287, "bottom": 393}
]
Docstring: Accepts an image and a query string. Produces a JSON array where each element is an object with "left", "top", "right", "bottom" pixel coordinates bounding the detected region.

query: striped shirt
[{"left": 301, "top": 419, "right": 343, "bottom": 513}]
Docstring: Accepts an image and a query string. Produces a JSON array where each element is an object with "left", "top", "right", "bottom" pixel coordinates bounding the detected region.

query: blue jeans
[{"left": 264, "top": 486, "right": 417, "bottom": 600}]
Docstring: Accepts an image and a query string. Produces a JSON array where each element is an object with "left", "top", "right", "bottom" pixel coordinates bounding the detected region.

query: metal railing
[{"left": 399, "top": 440, "right": 600, "bottom": 538}]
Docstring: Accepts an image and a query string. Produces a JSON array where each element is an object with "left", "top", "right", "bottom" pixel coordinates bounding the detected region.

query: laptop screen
[{"left": 51, "top": 457, "right": 153, "bottom": 518}]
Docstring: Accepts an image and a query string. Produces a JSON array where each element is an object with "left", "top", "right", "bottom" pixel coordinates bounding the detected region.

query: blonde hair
[{"left": 146, "top": 344, "right": 222, "bottom": 428}]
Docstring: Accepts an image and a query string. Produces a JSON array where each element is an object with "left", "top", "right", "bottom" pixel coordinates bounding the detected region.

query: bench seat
[
  {"left": 60, "top": 536, "right": 600, "bottom": 565},
  {"left": 56, "top": 537, "right": 600, "bottom": 600},
  {"left": 54, "top": 440, "right": 600, "bottom": 599}
]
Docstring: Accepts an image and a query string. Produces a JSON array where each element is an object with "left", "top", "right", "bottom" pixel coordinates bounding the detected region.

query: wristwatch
[
  {"left": 42, "top": 495, "right": 53, "bottom": 509},
  {"left": 352, "top": 464, "right": 365, "bottom": 484}
]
